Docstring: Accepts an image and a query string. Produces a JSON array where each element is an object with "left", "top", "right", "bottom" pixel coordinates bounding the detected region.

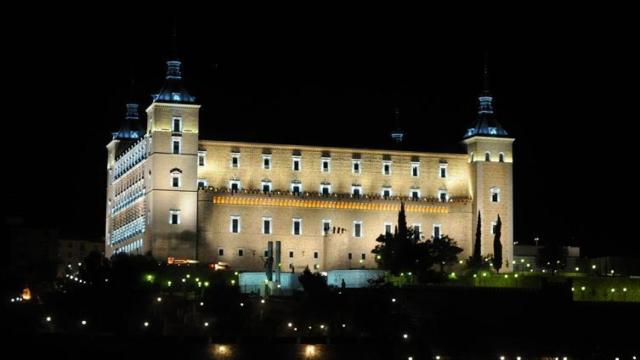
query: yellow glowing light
[
  {"left": 575, "top": 267, "right": 580, "bottom": 271},
  {"left": 581, "top": 286, "right": 586, "bottom": 291},
  {"left": 167, "top": 281, "right": 172, "bottom": 287},
  {"left": 22, "top": 288, "right": 32, "bottom": 301},
  {"left": 305, "top": 345, "right": 316, "bottom": 358},
  {"left": 215, "top": 345, "right": 229, "bottom": 355},
  {"left": 186, "top": 274, "right": 191, "bottom": 278},
  {"left": 623, "top": 288, "right": 627, "bottom": 292},
  {"left": 514, "top": 274, "right": 519, "bottom": 278}
]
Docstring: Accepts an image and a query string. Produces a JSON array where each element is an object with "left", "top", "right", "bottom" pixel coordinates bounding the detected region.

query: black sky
[{"left": 6, "top": 9, "right": 639, "bottom": 257}]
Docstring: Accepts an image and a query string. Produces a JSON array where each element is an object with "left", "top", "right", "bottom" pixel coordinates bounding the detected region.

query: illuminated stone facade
[{"left": 105, "top": 60, "right": 514, "bottom": 272}]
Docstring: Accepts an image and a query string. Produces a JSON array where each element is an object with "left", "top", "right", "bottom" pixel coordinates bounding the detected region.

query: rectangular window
[
  {"left": 172, "top": 117, "right": 182, "bottom": 133},
  {"left": 289, "top": 251, "right": 294, "bottom": 258},
  {"left": 262, "top": 217, "right": 272, "bottom": 235},
  {"left": 172, "top": 139, "right": 181, "bottom": 154},
  {"left": 433, "top": 224, "right": 442, "bottom": 239},
  {"left": 411, "top": 162, "right": 420, "bottom": 177},
  {"left": 413, "top": 224, "right": 421, "bottom": 237},
  {"left": 361, "top": 253, "right": 366, "bottom": 260},
  {"left": 491, "top": 188, "right": 500, "bottom": 203},
  {"left": 238, "top": 249, "right": 244, "bottom": 257},
  {"left": 230, "top": 216, "right": 240, "bottom": 233},
  {"left": 230, "top": 153, "right": 240, "bottom": 168},
  {"left": 198, "top": 152, "right": 206, "bottom": 167},
  {"left": 169, "top": 210, "right": 180, "bottom": 225},
  {"left": 352, "top": 160, "right": 361, "bottom": 174},
  {"left": 384, "top": 223, "right": 392, "bottom": 234},
  {"left": 292, "top": 157, "right": 301, "bottom": 171},
  {"left": 491, "top": 221, "right": 497, "bottom": 235},
  {"left": 197, "top": 179, "right": 208, "bottom": 189},
  {"left": 411, "top": 190, "right": 420, "bottom": 200},
  {"left": 218, "top": 248, "right": 224, "bottom": 256},
  {"left": 262, "top": 155, "right": 271, "bottom": 170},
  {"left": 262, "top": 182, "right": 272, "bottom": 193},
  {"left": 264, "top": 249, "right": 269, "bottom": 257},
  {"left": 348, "top": 253, "right": 352, "bottom": 260},
  {"left": 291, "top": 183, "right": 301, "bottom": 195},
  {"left": 382, "top": 161, "right": 391, "bottom": 175},
  {"left": 292, "top": 218, "right": 302, "bottom": 235},
  {"left": 382, "top": 187, "right": 392, "bottom": 199},
  {"left": 322, "top": 220, "right": 331, "bottom": 235},
  {"left": 171, "top": 175, "right": 180, "bottom": 188},
  {"left": 439, "top": 190, "right": 448, "bottom": 203},
  {"left": 321, "top": 158, "right": 331, "bottom": 172},
  {"left": 352, "top": 186, "right": 362, "bottom": 198},
  {"left": 229, "top": 180, "right": 241, "bottom": 193},
  {"left": 439, "top": 164, "right": 448, "bottom": 178},
  {"left": 321, "top": 184, "right": 331, "bottom": 196},
  {"left": 353, "top": 221, "right": 363, "bottom": 238}
]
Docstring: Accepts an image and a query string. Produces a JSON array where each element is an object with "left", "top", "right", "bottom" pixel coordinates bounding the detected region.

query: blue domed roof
[
  {"left": 464, "top": 64, "right": 509, "bottom": 139},
  {"left": 113, "top": 103, "right": 144, "bottom": 140},
  {"left": 152, "top": 60, "right": 196, "bottom": 104}
]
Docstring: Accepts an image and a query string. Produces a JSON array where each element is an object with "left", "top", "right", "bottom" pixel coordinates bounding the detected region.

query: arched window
[
  {"left": 485, "top": 152, "right": 491, "bottom": 162},
  {"left": 499, "top": 152, "right": 505, "bottom": 163}
]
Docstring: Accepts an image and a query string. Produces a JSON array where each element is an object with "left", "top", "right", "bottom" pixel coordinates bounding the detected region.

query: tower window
[
  {"left": 490, "top": 187, "right": 500, "bottom": 203},
  {"left": 172, "top": 138, "right": 181, "bottom": 154},
  {"left": 352, "top": 185, "right": 362, "bottom": 198},
  {"left": 292, "top": 156, "right": 301, "bottom": 171},
  {"left": 322, "top": 220, "right": 331, "bottom": 235},
  {"left": 352, "top": 160, "right": 361, "bottom": 174},
  {"left": 439, "top": 163, "right": 448, "bottom": 178},
  {"left": 438, "top": 190, "right": 448, "bottom": 203},
  {"left": 230, "top": 216, "right": 240, "bottom": 233},
  {"left": 320, "top": 184, "right": 331, "bottom": 197},
  {"left": 321, "top": 158, "right": 331, "bottom": 172},
  {"left": 411, "top": 162, "right": 420, "bottom": 177},
  {"left": 433, "top": 224, "right": 442, "bottom": 239},
  {"left": 499, "top": 152, "right": 505, "bottom": 162},
  {"left": 230, "top": 153, "right": 240, "bottom": 168},
  {"left": 262, "top": 155, "right": 271, "bottom": 170},
  {"left": 353, "top": 221, "right": 363, "bottom": 238},
  {"left": 491, "top": 221, "right": 497, "bottom": 235},
  {"left": 171, "top": 172, "right": 181, "bottom": 188},
  {"left": 169, "top": 210, "right": 180, "bottom": 225},
  {"left": 485, "top": 152, "right": 491, "bottom": 162},
  {"left": 292, "top": 218, "right": 302, "bottom": 235},
  {"left": 382, "top": 161, "right": 392, "bottom": 175},
  {"left": 172, "top": 117, "right": 182, "bottom": 133},
  {"left": 262, "top": 217, "right": 272, "bottom": 235}
]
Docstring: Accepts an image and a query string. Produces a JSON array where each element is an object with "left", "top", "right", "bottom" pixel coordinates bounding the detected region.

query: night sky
[{"left": 6, "top": 10, "right": 638, "bottom": 257}]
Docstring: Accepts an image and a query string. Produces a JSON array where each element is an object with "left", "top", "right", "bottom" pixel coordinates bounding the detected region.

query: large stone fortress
[{"left": 105, "top": 58, "right": 514, "bottom": 272}]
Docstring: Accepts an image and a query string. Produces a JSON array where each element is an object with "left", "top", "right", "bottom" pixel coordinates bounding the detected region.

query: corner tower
[
  {"left": 144, "top": 57, "right": 201, "bottom": 260},
  {"left": 463, "top": 63, "right": 515, "bottom": 271}
]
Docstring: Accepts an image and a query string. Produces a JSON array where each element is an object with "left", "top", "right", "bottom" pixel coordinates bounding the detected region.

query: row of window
[
  {"left": 204, "top": 152, "right": 450, "bottom": 177},
  {"left": 111, "top": 216, "right": 146, "bottom": 245},
  {"left": 470, "top": 151, "right": 506, "bottom": 163},
  {"left": 216, "top": 247, "right": 368, "bottom": 261},
  {"left": 113, "top": 239, "right": 143, "bottom": 255},
  {"left": 114, "top": 140, "right": 148, "bottom": 180},
  {"left": 227, "top": 216, "right": 444, "bottom": 238}
]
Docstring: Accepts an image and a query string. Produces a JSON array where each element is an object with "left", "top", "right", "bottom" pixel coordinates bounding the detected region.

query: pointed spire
[
  {"left": 152, "top": 24, "right": 196, "bottom": 104},
  {"left": 114, "top": 78, "right": 144, "bottom": 140},
  {"left": 463, "top": 54, "right": 508, "bottom": 139},
  {"left": 390, "top": 107, "right": 405, "bottom": 144}
]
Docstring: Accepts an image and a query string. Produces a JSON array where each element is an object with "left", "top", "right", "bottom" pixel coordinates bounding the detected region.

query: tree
[
  {"left": 429, "top": 235, "right": 463, "bottom": 273},
  {"left": 298, "top": 266, "right": 328, "bottom": 295},
  {"left": 492, "top": 215, "right": 503, "bottom": 273},
  {"left": 372, "top": 202, "right": 419, "bottom": 276},
  {"left": 466, "top": 211, "right": 488, "bottom": 271}
]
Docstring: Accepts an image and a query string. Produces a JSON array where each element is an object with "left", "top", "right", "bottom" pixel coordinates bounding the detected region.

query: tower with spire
[{"left": 463, "top": 58, "right": 515, "bottom": 268}]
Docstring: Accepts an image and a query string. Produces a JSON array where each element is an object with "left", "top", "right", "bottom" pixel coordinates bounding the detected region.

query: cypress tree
[
  {"left": 492, "top": 215, "right": 503, "bottom": 273},
  {"left": 473, "top": 211, "right": 482, "bottom": 263}
]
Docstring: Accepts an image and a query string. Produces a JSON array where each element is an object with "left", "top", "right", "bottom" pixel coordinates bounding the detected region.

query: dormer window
[{"left": 172, "top": 117, "right": 182, "bottom": 133}]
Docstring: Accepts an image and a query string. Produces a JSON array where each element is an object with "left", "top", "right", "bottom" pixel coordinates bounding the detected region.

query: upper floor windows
[
  {"left": 292, "top": 156, "right": 301, "bottom": 171},
  {"left": 381, "top": 186, "right": 392, "bottom": 199},
  {"left": 490, "top": 187, "right": 500, "bottom": 203},
  {"left": 352, "top": 185, "right": 362, "bottom": 198},
  {"left": 230, "top": 216, "right": 241, "bottom": 233},
  {"left": 170, "top": 170, "right": 181, "bottom": 188},
  {"left": 411, "top": 162, "right": 420, "bottom": 177},
  {"left": 439, "top": 163, "right": 448, "bottom": 178},
  {"left": 229, "top": 180, "right": 241, "bottom": 193},
  {"left": 384, "top": 222, "right": 392, "bottom": 235},
  {"left": 353, "top": 221, "right": 363, "bottom": 238},
  {"left": 172, "top": 117, "right": 182, "bottom": 133},
  {"left": 198, "top": 151, "right": 206, "bottom": 167},
  {"left": 499, "top": 152, "right": 505, "bottom": 163},
  {"left": 230, "top": 153, "right": 240, "bottom": 168},
  {"left": 197, "top": 179, "right": 208, "bottom": 189},
  {"left": 261, "top": 180, "right": 272, "bottom": 193},
  {"left": 485, "top": 152, "right": 491, "bottom": 162},
  {"left": 491, "top": 221, "right": 497, "bottom": 235},
  {"left": 322, "top": 219, "right": 331, "bottom": 235},
  {"left": 382, "top": 161, "right": 392, "bottom": 175},
  {"left": 321, "top": 157, "right": 331, "bottom": 172},
  {"left": 432, "top": 224, "right": 442, "bottom": 239},
  {"left": 171, "top": 137, "right": 181, "bottom": 155},
  {"left": 291, "top": 181, "right": 302, "bottom": 195},
  {"left": 292, "top": 218, "right": 302, "bottom": 235},
  {"left": 262, "top": 217, "right": 272, "bottom": 235},
  {"left": 262, "top": 155, "right": 271, "bottom": 170},
  {"left": 352, "top": 160, "right": 361, "bottom": 174},
  {"left": 410, "top": 189, "right": 421, "bottom": 200}
]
